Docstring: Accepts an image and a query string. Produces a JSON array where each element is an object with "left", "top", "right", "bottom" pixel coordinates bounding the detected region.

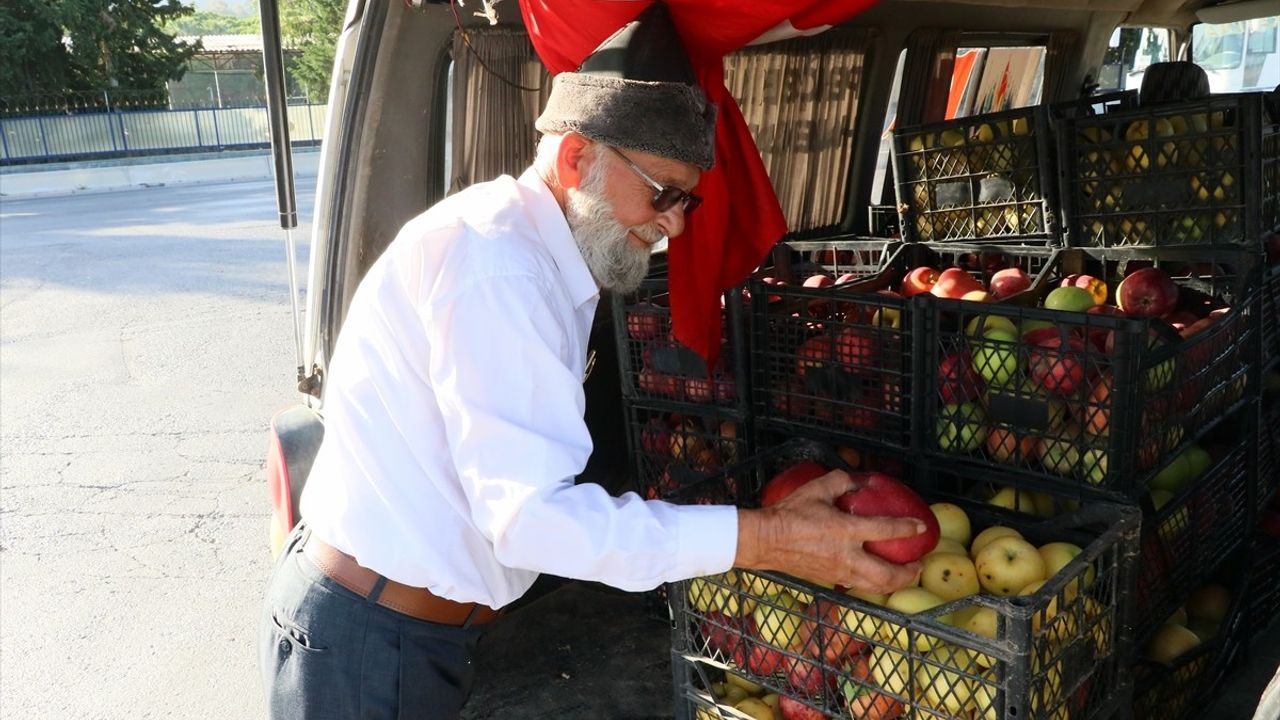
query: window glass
[
  {"left": 871, "top": 49, "right": 907, "bottom": 207},
  {"left": 1193, "top": 17, "right": 1280, "bottom": 92},
  {"left": 947, "top": 45, "right": 1045, "bottom": 118},
  {"left": 1098, "top": 27, "right": 1171, "bottom": 94}
]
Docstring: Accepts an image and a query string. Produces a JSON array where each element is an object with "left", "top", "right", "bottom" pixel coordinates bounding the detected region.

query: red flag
[{"left": 518, "top": 0, "right": 879, "bottom": 365}]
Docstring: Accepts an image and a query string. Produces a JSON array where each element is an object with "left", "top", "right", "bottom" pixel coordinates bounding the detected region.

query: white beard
[{"left": 565, "top": 158, "right": 663, "bottom": 294}]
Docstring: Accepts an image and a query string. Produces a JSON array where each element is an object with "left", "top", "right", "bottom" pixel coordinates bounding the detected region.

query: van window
[
  {"left": 1098, "top": 27, "right": 1172, "bottom": 94},
  {"left": 725, "top": 28, "right": 873, "bottom": 233},
  {"left": 1193, "top": 17, "right": 1280, "bottom": 92},
  {"left": 870, "top": 49, "right": 908, "bottom": 207},
  {"left": 947, "top": 45, "right": 1046, "bottom": 118}
]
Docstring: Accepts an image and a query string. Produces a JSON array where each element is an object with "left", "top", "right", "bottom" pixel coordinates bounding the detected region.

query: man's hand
[{"left": 734, "top": 469, "right": 925, "bottom": 595}]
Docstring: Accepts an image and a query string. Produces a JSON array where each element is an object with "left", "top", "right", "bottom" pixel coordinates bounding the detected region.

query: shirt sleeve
[{"left": 424, "top": 272, "right": 738, "bottom": 591}]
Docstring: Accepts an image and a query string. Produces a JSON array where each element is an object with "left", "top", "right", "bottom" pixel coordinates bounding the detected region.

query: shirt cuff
[{"left": 672, "top": 504, "right": 739, "bottom": 580}]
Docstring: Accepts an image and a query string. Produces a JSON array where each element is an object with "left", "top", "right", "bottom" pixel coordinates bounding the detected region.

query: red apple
[
  {"left": 835, "top": 472, "right": 939, "bottom": 563},
  {"left": 784, "top": 650, "right": 827, "bottom": 694},
  {"left": 938, "top": 351, "right": 983, "bottom": 403},
  {"left": 1260, "top": 508, "right": 1280, "bottom": 538},
  {"left": 1117, "top": 268, "right": 1179, "bottom": 317},
  {"left": 1163, "top": 311, "right": 1199, "bottom": 327},
  {"left": 901, "top": 267, "right": 941, "bottom": 297},
  {"left": 796, "top": 336, "right": 832, "bottom": 378},
  {"left": 1265, "top": 231, "right": 1280, "bottom": 266},
  {"left": 989, "top": 268, "right": 1033, "bottom": 299},
  {"left": 778, "top": 696, "right": 827, "bottom": 720},
  {"left": 747, "top": 644, "right": 785, "bottom": 675},
  {"left": 762, "top": 461, "right": 829, "bottom": 507},
  {"left": 1029, "top": 336, "right": 1087, "bottom": 396},
  {"left": 930, "top": 267, "right": 985, "bottom": 299},
  {"left": 836, "top": 328, "right": 879, "bottom": 369},
  {"left": 804, "top": 274, "right": 835, "bottom": 289},
  {"left": 626, "top": 303, "right": 663, "bottom": 340},
  {"left": 802, "top": 600, "right": 866, "bottom": 664},
  {"left": 1062, "top": 274, "right": 1109, "bottom": 305},
  {"left": 835, "top": 272, "right": 862, "bottom": 285},
  {"left": 684, "top": 376, "right": 713, "bottom": 403},
  {"left": 699, "top": 611, "right": 751, "bottom": 657}
]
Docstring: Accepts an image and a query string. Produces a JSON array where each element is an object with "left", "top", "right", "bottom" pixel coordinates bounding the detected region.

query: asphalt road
[{"left": 1, "top": 177, "right": 314, "bottom": 719}]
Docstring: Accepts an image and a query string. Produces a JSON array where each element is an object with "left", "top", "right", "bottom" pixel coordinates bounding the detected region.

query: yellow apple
[
  {"left": 725, "top": 672, "right": 765, "bottom": 696},
  {"left": 869, "top": 645, "right": 913, "bottom": 696},
  {"left": 1029, "top": 491, "right": 1057, "bottom": 518},
  {"left": 1145, "top": 622, "right": 1201, "bottom": 664},
  {"left": 916, "top": 644, "right": 980, "bottom": 715},
  {"left": 1037, "top": 542, "right": 1094, "bottom": 600},
  {"left": 689, "top": 572, "right": 753, "bottom": 615},
  {"left": 845, "top": 589, "right": 889, "bottom": 639},
  {"left": 1168, "top": 605, "right": 1188, "bottom": 627},
  {"left": 718, "top": 683, "right": 750, "bottom": 706},
  {"left": 734, "top": 697, "right": 775, "bottom": 720},
  {"left": 970, "top": 526, "right": 1023, "bottom": 559},
  {"left": 752, "top": 592, "right": 804, "bottom": 648},
  {"left": 740, "top": 571, "right": 786, "bottom": 599},
  {"left": 1082, "top": 597, "right": 1112, "bottom": 657},
  {"left": 883, "top": 587, "right": 952, "bottom": 652},
  {"left": 929, "top": 537, "right": 970, "bottom": 557},
  {"left": 1186, "top": 584, "right": 1231, "bottom": 627},
  {"left": 921, "top": 552, "right": 981, "bottom": 602},
  {"left": 931, "top": 502, "right": 972, "bottom": 546},
  {"left": 761, "top": 694, "right": 780, "bottom": 715},
  {"left": 975, "top": 536, "right": 1046, "bottom": 597},
  {"left": 987, "top": 486, "right": 1040, "bottom": 515}
]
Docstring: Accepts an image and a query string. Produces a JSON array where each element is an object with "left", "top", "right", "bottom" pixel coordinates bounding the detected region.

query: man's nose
[{"left": 656, "top": 205, "right": 686, "bottom": 239}]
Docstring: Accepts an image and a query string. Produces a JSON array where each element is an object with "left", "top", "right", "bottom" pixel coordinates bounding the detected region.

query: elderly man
[{"left": 258, "top": 6, "right": 925, "bottom": 719}]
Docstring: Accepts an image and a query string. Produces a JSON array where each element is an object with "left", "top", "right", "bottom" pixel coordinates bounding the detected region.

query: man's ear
[{"left": 555, "top": 133, "right": 593, "bottom": 190}]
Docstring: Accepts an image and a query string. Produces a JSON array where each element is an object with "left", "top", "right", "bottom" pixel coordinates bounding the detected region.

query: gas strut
[{"left": 258, "top": 0, "right": 308, "bottom": 393}]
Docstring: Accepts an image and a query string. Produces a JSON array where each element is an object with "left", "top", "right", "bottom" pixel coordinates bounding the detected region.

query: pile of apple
[
  {"left": 1142, "top": 582, "right": 1233, "bottom": 665},
  {"left": 688, "top": 461, "right": 1108, "bottom": 720},
  {"left": 638, "top": 412, "right": 741, "bottom": 502},
  {"left": 937, "top": 264, "right": 1240, "bottom": 484},
  {"left": 627, "top": 303, "right": 739, "bottom": 405}
]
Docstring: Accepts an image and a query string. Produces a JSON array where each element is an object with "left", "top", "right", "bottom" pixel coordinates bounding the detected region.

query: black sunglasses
[{"left": 604, "top": 145, "right": 702, "bottom": 215}]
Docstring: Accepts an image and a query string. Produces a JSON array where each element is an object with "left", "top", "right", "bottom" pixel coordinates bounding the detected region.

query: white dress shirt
[{"left": 300, "top": 167, "right": 739, "bottom": 608}]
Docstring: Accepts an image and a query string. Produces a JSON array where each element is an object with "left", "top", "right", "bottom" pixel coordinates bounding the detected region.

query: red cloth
[{"left": 518, "top": 0, "right": 878, "bottom": 365}]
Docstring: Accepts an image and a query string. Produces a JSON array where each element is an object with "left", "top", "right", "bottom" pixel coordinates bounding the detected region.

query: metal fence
[{"left": 0, "top": 102, "right": 326, "bottom": 165}]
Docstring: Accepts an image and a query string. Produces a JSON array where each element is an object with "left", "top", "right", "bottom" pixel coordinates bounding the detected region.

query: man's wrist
[{"left": 734, "top": 508, "right": 774, "bottom": 570}]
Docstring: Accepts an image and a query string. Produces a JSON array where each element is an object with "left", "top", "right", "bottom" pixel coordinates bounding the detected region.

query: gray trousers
[{"left": 259, "top": 526, "right": 486, "bottom": 719}]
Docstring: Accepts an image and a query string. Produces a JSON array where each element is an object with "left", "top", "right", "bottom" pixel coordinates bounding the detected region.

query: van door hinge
[{"left": 297, "top": 365, "right": 324, "bottom": 398}]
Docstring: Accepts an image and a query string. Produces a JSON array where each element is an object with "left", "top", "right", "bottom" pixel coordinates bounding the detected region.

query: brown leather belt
[{"left": 303, "top": 534, "right": 502, "bottom": 626}]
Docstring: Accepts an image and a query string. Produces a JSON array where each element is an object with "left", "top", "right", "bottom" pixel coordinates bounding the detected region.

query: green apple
[
  {"left": 1184, "top": 444, "right": 1213, "bottom": 478},
  {"left": 921, "top": 552, "right": 981, "bottom": 602},
  {"left": 1150, "top": 450, "right": 1194, "bottom": 494},
  {"left": 688, "top": 571, "right": 752, "bottom": 615},
  {"left": 1020, "top": 318, "right": 1054, "bottom": 339},
  {"left": 1082, "top": 448, "right": 1109, "bottom": 485},
  {"left": 970, "top": 526, "right": 1023, "bottom": 559},
  {"left": 971, "top": 330, "right": 1020, "bottom": 387},
  {"left": 1151, "top": 490, "right": 1189, "bottom": 542},
  {"left": 975, "top": 535, "right": 1047, "bottom": 597},
  {"left": 966, "top": 314, "right": 1018, "bottom": 338},
  {"left": 733, "top": 698, "right": 773, "bottom": 720},
  {"left": 1039, "top": 436, "right": 1081, "bottom": 476},
  {"left": 1186, "top": 584, "right": 1231, "bottom": 626},
  {"left": 931, "top": 502, "right": 972, "bottom": 546},
  {"left": 1043, "top": 286, "right": 1097, "bottom": 312},
  {"left": 870, "top": 645, "right": 913, "bottom": 696},
  {"left": 937, "top": 403, "right": 988, "bottom": 453}
]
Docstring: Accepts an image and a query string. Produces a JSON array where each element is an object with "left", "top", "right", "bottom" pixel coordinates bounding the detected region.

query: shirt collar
[{"left": 517, "top": 167, "right": 600, "bottom": 310}]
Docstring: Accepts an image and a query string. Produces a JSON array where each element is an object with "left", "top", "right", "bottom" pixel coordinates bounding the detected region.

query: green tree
[
  {"left": 165, "top": 11, "right": 260, "bottom": 36},
  {"left": 0, "top": 0, "right": 198, "bottom": 100},
  {"left": 0, "top": 3, "right": 71, "bottom": 97},
  {"left": 281, "top": 0, "right": 344, "bottom": 102}
]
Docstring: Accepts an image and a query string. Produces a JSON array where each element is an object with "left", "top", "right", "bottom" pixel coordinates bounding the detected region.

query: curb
[{"left": 0, "top": 148, "right": 321, "bottom": 200}]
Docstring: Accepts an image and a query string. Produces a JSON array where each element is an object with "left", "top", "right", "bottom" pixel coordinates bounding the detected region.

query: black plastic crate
[
  {"left": 893, "top": 106, "right": 1058, "bottom": 243},
  {"left": 1263, "top": 390, "right": 1280, "bottom": 507},
  {"left": 668, "top": 440, "right": 1139, "bottom": 720},
  {"left": 614, "top": 277, "right": 749, "bottom": 411},
  {"left": 750, "top": 243, "right": 1059, "bottom": 450},
  {"left": 625, "top": 403, "right": 751, "bottom": 504},
  {"left": 613, "top": 240, "right": 894, "bottom": 413},
  {"left": 1130, "top": 414, "right": 1254, "bottom": 644},
  {"left": 1057, "top": 92, "right": 1279, "bottom": 248},
  {"left": 1247, "top": 533, "right": 1280, "bottom": 638},
  {"left": 1132, "top": 564, "right": 1250, "bottom": 720},
  {"left": 921, "top": 247, "right": 1259, "bottom": 500},
  {"left": 1264, "top": 265, "right": 1280, "bottom": 369}
]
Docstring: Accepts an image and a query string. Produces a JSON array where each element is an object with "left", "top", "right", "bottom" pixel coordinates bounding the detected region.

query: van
[{"left": 255, "top": 4, "right": 1279, "bottom": 713}]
